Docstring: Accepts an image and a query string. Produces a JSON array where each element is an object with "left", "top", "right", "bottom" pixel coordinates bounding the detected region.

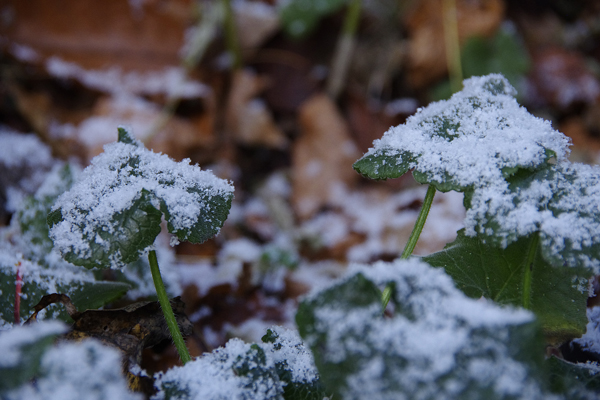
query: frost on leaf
[
  {"left": 48, "top": 127, "right": 234, "bottom": 269},
  {"left": 3, "top": 336, "right": 142, "bottom": 400},
  {"left": 464, "top": 162, "right": 600, "bottom": 271},
  {"left": 0, "top": 252, "right": 129, "bottom": 325},
  {"left": 261, "top": 327, "right": 326, "bottom": 399},
  {"left": 154, "top": 339, "right": 284, "bottom": 400},
  {"left": 353, "top": 74, "right": 569, "bottom": 192},
  {"left": 296, "top": 259, "right": 556, "bottom": 400},
  {"left": 0, "top": 320, "right": 67, "bottom": 392}
]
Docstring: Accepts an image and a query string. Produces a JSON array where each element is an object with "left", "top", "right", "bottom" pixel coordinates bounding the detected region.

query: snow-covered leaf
[
  {"left": 3, "top": 335, "right": 142, "bottom": 400},
  {"left": 0, "top": 321, "right": 67, "bottom": 392},
  {"left": 296, "top": 259, "right": 556, "bottom": 399},
  {"left": 546, "top": 357, "right": 600, "bottom": 400},
  {"left": 0, "top": 255, "right": 130, "bottom": 324},
  {"left": 261, "top": 328, "right": 326, "bottom": 400},
  {"left": 423, "top": 229, "right": 589, "bottom": 344},
  {"left": 48, "top": 127, "right": 234, "bottom": 269},
  {"left": 353, "top": 74, "right": 569, "bottom": 192},
  {"left": 464, "top": 162, "right": 600, "bottom": 271},
  {"left": 154, "top": 339, "right": 284, "bottom": 400}
]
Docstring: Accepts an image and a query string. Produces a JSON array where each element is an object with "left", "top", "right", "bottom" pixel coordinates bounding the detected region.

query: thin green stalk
[
  {"left": 326, "top": 0, "right": 361, "bottom": 99},
  {"left": 522, "top": 232, "right": 540, "bottom": 310},
  {"left": 148, "top": 250, "right": 192, "bottom": 364},
  {"left": 400, "top": 185, "right": 437, "bottom": 259},
  {"left": 382, "top": 185, "right": 436, "bottom": 309},
  {"left": 442, "top": 0, "right": 463, "bottom": 93},
  {"left": 223, "top": 0, "right": 242, "bottom": 70}
]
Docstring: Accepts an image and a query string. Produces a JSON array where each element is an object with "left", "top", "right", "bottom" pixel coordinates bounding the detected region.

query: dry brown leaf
[
  {"left": 1, "top": 0, "right": 191, "bottom": 71},
  {"left": 226, "top": 69, "right": 288, "bottom": 149},
  {"left": 292, "top": 93, "right": 360, "bottom": 220},
  {"left": 404, "top": 0, "right": 505, "bottom": 89}
]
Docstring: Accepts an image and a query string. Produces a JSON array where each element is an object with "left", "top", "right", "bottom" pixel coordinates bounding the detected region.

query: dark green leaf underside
[{"left": 423, "top": 230, "right": 589, "bottom": 344}]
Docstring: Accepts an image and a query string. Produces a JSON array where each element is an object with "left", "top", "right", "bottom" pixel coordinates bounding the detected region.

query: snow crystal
[
  {"left": 5, "top": 338, "right": 142, "bottom": 400},
  {"left": 153, "top": 339, "right": 283, "bottom": 400},
  {"left": 363, "top": 74, "right": 570, "bottom": 189},
  {"left": 49, "top": 129, "right": 234, "bottom": 268},
  {"left": 0, "top": 320, "right": 67, "bottom": 368},
  {"left": 301, "top": 258, "right": 552, "bottom": 399}
]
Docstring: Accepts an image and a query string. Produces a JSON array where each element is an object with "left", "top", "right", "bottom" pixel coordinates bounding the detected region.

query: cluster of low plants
[{"left": 1, "top": 74, "right": 600, "bottom": 399}]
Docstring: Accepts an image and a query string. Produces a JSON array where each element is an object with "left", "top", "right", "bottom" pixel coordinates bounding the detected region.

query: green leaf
[
  {"left": 353, "top": 74, "right": 570, "bottom": 192},
  {"left": 57, "top": 189, "right": 163, "bottom": 269},
  {"left": 279, "top": 0, "right": 347, "bottom": 38},
  {"left": 423, "top": 229, "right": 589, "bottom": 344},
  {"left": 0, "top": 257, "right": 129, "bottom": 324},
  {"left": 155, "top": 338, "right": 284, "bottom": 400},
  {"left": 49, "top": 128, "right": 234, "bottom": 269},
  {"left": 17, "top": 164, "right": 77, "bottom": 261},
  {"left": 546, "top": 357, "right": 600, "bottom": 399},
  {"left": 117, "top": 126, "right": 137, "bottom": 145},
  {"left": 297, "top": 259, "right": 551, "bottom": 399},
  {"left": 0, "top": 321, "right": 67, "bottom": 392},
  {"left": 261, "top": 328, "right": 327, "bottom": 400},
  {"left": 353, "top": 149, "right": 416, "bottom": 181},
  {"left": 465, "top": 162, "right": 600, "bottom": 271}
]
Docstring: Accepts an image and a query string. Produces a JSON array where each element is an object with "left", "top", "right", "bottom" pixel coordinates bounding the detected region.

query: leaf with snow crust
[
  {"left": 48, "top": 127, "right": 234, "bottom": 269},
  {"left": 154, "top": 338, "right": 284, "bottom": 400},
  {"left": 0, "top": 321, "right": 67, "bottom": 392},
  {"left": 353, "top": 74, "right": 569, "bottom": 193},
  {"left": 3, "top": 335, "right": 142, "bottom": 400},
  {"left": 463, "top": 162, "right": 600, "bottom": 272},
  {"left": 546, "top": 357, "right": 600, "bottom": 400},
  {"left": 423, "top": 229, "right": 589, "bottom": 344},
  {"left": 0, "top": 254, "right": 130, "bottom": 324},
  {"left": 261, "top": 328, "right": 326, "bottom": 400},
  {"left": 296, "top": 258, "right": 559, "bottom": 400}
]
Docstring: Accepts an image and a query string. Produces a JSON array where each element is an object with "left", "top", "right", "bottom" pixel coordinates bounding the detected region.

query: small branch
[
  {"left": 148, "top": 250, "right": 192, "bottom": 364},
  {"left": 382, "top": 185, "right": 436, "bottom": 310},
  {"left": 442, "top": 0, "right": 463, "bottom": 93},
  {"left": 327, "top": 0, "right": 361, "bottom": 99}
]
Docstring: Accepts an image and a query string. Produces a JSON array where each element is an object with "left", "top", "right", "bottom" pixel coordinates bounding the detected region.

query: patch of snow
[
  {"left": 5, "top": 338, "right": 142, "bottom": 400},
  {"left": 45, "top": 57, "right": 210, "bottom": 99},
  {"left": 0, "top": 320, "right": 67, "bottom": 367}
]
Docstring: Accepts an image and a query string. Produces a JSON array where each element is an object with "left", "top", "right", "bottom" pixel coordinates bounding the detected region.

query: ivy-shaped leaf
[
  {"left": 48, "top": 127, "right": 234, "bottom": 269},
  {"left": 423, "top": 229, "right": 590, "bottom": 344},
  {"left": 296, "top": 259, "right": 553, "bottom": 399},
  {"left": 353, "top": 74, "right": 569, "bottom": 193},
  {"left": 464, "top": 162, "right": 600, "bottom": 271}
]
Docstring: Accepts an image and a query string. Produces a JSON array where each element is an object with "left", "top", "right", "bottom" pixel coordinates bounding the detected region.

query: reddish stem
[{"left": 15, "top": 262, "right": 22, "bottom": 324}]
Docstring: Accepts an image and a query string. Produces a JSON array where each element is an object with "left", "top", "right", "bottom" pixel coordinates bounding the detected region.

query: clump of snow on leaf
[
  {"left": 153, "top": 339, "right": 284, "bottom": 400},
  {"left": 297, "top": 258, "right": 557, "bottom": 399},
  {"left": 359, "top": 74, "right": 569, "bottom": 189},
  {"left": 5, "top": 337, "right": 142, "bottom": 400},
  {"left": 465, "top": 162, "right": 600, "bottom": 270}
]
